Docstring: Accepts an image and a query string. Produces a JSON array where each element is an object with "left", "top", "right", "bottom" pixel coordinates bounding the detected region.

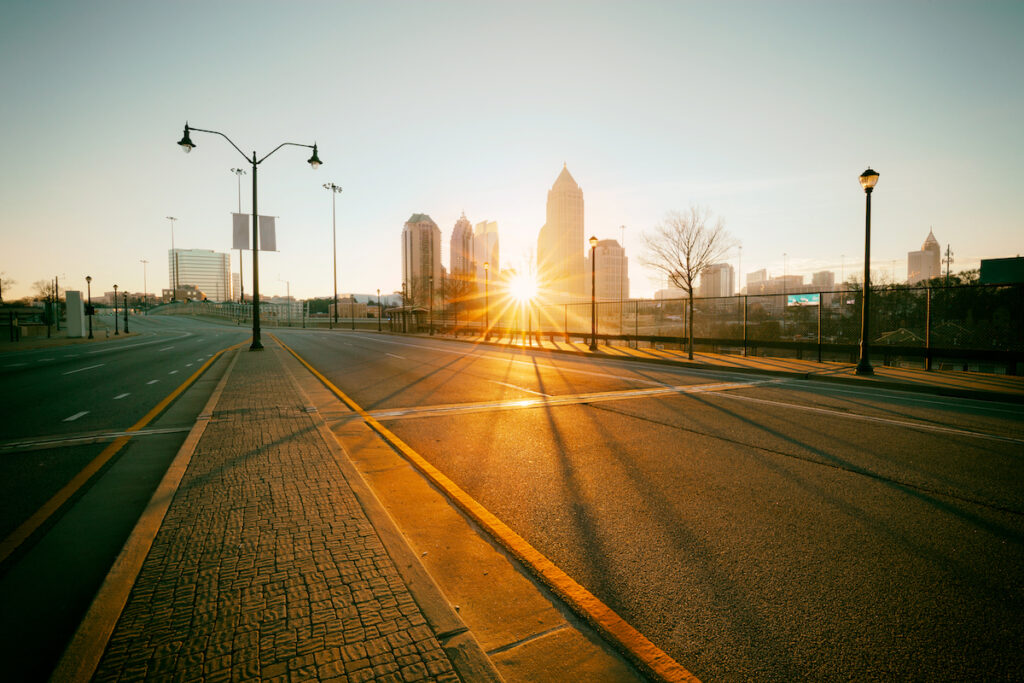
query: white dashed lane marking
[
  {"left": 114, "top": 393, "right": 130, "bottom": 400},
  {"left": 63, "top": 411, "right": 89, "bottom": 422}
]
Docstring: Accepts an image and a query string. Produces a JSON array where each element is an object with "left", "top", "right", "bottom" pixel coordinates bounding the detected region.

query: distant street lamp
[
  {"left": 140, "top": 259, "right": 149, "bottom": 314},
  {"left": 428, "top": 275, "right": 434, "bottom": 335},
  {"left": 178, "top": 122, "right": 321, "bottom": 350},
  {"left": 402, "top": 281, "right": 407, "bottom": 333},
  {"left": 377, "top": 288, "right": 382, "bottom": 332},
  {"left": 232, "top": 168, "right": 246, "bottom": 304},
  {"left": 86, "top": 275, "right": 93, "bottom": 339},
  {"left": 123, "top": 291, "right": 129, "bottom": 333},
  {"left": 589, "top": 236, "right": 599, "bottom": 351},
  {"left": 484, "top": 262, "right": 489, "bottom": 339},
  {"left": 113, "top": 284, "right": 119, "bottom": 335},
  {"left": 856, "top": 167, "right": 879, "bottom": 375},
  {"left": 166, "top": 216, "right": 178, "bottom": 301},
  {"left": 323, "top": 182, "right": 342, "bottom": 328}
]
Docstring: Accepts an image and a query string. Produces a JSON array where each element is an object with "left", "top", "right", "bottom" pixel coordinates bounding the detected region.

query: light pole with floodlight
[
  {"left": 589, "top": 236, "right": 598, "bottom": 351},
  {"left": 323, "top": 182, "right": 342, "bottom": 328},
  {"left": 178, "top": 123, "right": 321, "bottom": 350},
  {"left": 232, "top": 168, "right": 246, "bottom": 304},
  {"left": 166, "top": 216, "right": 178, "bottom": 301},
  {"left": 856, "top": 167, "right": 879, "bottom": 375}
]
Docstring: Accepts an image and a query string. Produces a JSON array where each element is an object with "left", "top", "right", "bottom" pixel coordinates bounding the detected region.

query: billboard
[{"left": 787, "top": 293, "right": 820, "bottom": 307}]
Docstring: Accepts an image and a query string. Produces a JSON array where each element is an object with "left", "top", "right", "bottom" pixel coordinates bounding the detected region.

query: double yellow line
[
  {"left": 273, "top": 334, "right": 700, "bottom": 683},
  {"left": 0, "top": 343, "right": 243, "bottom": 566}
]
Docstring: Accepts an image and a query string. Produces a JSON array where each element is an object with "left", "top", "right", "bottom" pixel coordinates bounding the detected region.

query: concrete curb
[{"left": 271, "top": 339, "right": 505, "bottom": 683}]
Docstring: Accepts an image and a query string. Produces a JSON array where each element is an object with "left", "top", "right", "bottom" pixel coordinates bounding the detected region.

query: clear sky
[{"left": 2, "top": 0, "right": 1021, "bottom": 301}]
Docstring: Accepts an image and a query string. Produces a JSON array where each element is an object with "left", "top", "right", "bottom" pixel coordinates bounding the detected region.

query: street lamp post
[
  {"left": 589, "top": 235, "right": 598, "bottom": 351},
  {"left": 377, "top": 288, "right": 382, "bottom": 332},
  {"left": 483, "top": 262, "right": 489, "bottom": 340},
  {"left": 166, "top": 216, "right": 178, "bottom": 301},
  {"left": 140, "top": 259, "right": 149, "bottom": 314},
  {"left": 123, "top": 291, "right": 129, "bottom": 333},
  {"left": 178, "top": 122, "right": 321, "bottom": 351},
  {"left": 351, "top": 295, "right": 355, "bottom": 331},
  {"left": 856, "top": 167, "right": 879, "bottom": 375},
  {"left": 428, "top": 275, "right": 434, "bottom": 335},
  {"left": 323, "top": 183, "right": 342, "bottom": 329},
  {"left": 113, "top": 284, "right": 119, "bottom": 335},
  {"left": 619, "top": 224, "right": 626, "bottom": 334},
  {"left": 232, "top": 168, "right": 246, "bottom": 304},
  {"left": 86, "top": 276, "right": 93, "bottom": 339}
]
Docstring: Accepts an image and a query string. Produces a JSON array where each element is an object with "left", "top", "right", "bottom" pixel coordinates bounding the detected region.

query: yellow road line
[
  {"left": 273, "top": 334, "right": 701, "bottom": 683},
  {"left": 0, "top": 342, "right": 245, "bottom": 566}
]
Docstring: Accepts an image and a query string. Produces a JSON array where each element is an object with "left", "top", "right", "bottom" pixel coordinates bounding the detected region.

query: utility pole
[{"left": 140, "top": 259, "right": 149, "bottom": 314}]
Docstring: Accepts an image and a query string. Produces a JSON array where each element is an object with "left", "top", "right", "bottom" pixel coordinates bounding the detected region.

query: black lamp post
[
  {"left": 178, "top": 122, "right": 321, "bottom": 351},
  {"left": 113, "top": 284, "right": 119, "bottom": 335},
  {"left": 123, "top": 291, "right": 129, "bottom": 333},
  {"left": 483, "top": 262, "right": 489, "bottom": 340},
  {"left": 323, "top": 182, "right": 342, "bottom": 328},
  {"left": 402, "top": 281, "right": 407, "bottom": 333},
  {"left": 856, "top": 167, "right": 879, "bottom": 375},
  {"left": 428, "top": 275, "right": 434, "bottom": 335},
  {"left": 86, "top": 275, "right": 93, "bottom": 339},
  {"left": 589, "top": 236, "right": 598, "bottom": 351},
  {"left": 377, "top": 288, "right": 382, "bottom": 332}
]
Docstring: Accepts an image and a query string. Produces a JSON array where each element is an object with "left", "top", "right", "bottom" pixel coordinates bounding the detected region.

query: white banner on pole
[
  {"left": 232, "top": 213, "right": 250, "bottom": 250},
  {"left": 231, "top": 213, "right": 278, "bottom": 251},
  {"left": 259, "top": 216, "right": 277, "bottom": 252}
]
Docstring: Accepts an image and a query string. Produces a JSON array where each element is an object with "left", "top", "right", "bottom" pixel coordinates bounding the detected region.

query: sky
[{"left": 1, "top": 0, "right": 1022, "bottom": 301}]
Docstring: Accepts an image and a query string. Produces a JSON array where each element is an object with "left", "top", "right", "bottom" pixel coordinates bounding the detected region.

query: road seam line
[
  {"left": 275, "top": 336, "right": 700, "bottom": 683},
  {"left": 50, "top": 343, "right": 243, "bottom": 683},
  {"left": 63, "top": 363, "right": 104, "bottom": 375}
]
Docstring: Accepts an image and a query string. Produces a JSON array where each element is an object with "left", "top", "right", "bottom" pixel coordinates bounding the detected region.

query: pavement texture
[
  {"left": 80, "top": 343, "right": 467, "bottom": 683},
  {"left": 434, "top": 331, "right": 1024, "bottom": 402}
]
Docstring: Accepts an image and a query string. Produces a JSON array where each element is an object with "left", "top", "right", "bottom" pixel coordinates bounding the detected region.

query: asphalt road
[
  {"left": 0, "top": 313, "right": 248, "bottom": 681},
  {"left": 275, "top": 328, "right": 1024, "bottom": 682}
]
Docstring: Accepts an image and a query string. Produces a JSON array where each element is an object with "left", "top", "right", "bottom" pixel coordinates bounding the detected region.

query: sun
[{"left": 509, "top": 273, "right": 538, "bottom": 302}]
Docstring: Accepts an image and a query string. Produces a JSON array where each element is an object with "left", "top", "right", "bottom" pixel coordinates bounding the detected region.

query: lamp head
[
  {"left": 484, "top": 261, "right": 489, "bottom": 271},
  {"left": 177, "top": 124, "right": 195, "bottom": 153},
  {"left": 589, "top": 236, "right": 599, "bottom": 248},
  {"left": 86, "top": 275, "right": 91, "bottom": 283},
  {"left": 307, "top": 144, "right": 322, "bottom": 169},
  {"left": 859, "top": 167, "right": 879, "bottom": 191}
]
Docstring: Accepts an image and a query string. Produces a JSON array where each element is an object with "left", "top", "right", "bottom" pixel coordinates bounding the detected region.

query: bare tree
[
  {"left": 444, "top": 275, "right": 477, "bottom": 329},
  {"left": 0, "top": 272, "right": 14, "bottom": 304},
  {"left": 641, "top": 206, "right": 735, "bottom": 359}
]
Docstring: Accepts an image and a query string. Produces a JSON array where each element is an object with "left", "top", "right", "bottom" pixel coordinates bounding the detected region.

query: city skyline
[{"left": 2, "top": 2, "right": 1022, "bottom": 302}]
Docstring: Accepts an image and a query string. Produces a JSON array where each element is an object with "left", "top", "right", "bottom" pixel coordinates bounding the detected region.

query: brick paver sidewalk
[{"left": 91, "top": 344, "right": 460, "bottom": 682}]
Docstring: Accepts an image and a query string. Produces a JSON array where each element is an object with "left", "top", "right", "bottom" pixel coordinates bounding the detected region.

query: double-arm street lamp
[
  {"left": 856, "top": 167, "right": 879, "bottom": 376},
  {"left": 178, "top": 123, "right": 321, "bottom": 350},
  {"left": 323, "top": 183, "right": 342, "bottom": 328},
  {"left": 589, "top": 235, "right": 598, "bottom": 351}
]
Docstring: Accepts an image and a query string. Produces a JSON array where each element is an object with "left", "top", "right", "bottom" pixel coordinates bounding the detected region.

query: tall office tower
[
  {"left": 537, "top": 164, "right": 584, "bottom": 302},
  {"left": 474, "top": 220, "right": 499, "bottom": 281},
  {"left": 231, "top": 272, "right": 241, "bottom": 301},
  {"left": 698, "top": 263, "right": 735, "bottom": 298},
  {"left": 587, "top": 239, "right": 629, "bottom": 301},
  {"left": 168, "top": 249, "right": 231, "bottom": 301},
  {"left": 907, "top": 229, "right": 942, "bottom": 284},
  {"left": 402, "top": 214, "right": 442, "bottom": 308},
  {"left": 746, "top": 268, "right": 768, "bottom": 295},
  {"left": 811, "top": 270, "right": 836, "bottom": 289},
  {"left": 450, "top": 213, "right": 475, "bottom": 279}
]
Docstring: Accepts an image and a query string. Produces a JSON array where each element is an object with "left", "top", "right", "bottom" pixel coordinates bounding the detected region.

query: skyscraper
[
  {"left": 907, "top": 229, "right": 941, "bottom": 284},
  {"left": 474, "top": 220, "right": 499, "bottom": 281},
  {"left": 698, "top": 263, "right": 734, "bottom": 298},
  {"left": 168, "top": 249, "right": 231, "bottom": 301},
  {"left": 587, "top": 239, "right": 629, "bottom": 301},
  {"left": 402, "top": 214, "right": 442, "bottom": 308},
  {"left": 450, "top": 213, "right": 475, "bottom": 279},
  {"left": 537, "top": 164, "right": 584, "bottom": 303}
]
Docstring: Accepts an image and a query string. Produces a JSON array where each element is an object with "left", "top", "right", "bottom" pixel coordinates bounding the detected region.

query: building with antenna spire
[
  {"left": 537, "top": 164, "right": 585, "bottom": 302},
  {"left": 907, "top": 228, "right": 941, "bottom": 284}
]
